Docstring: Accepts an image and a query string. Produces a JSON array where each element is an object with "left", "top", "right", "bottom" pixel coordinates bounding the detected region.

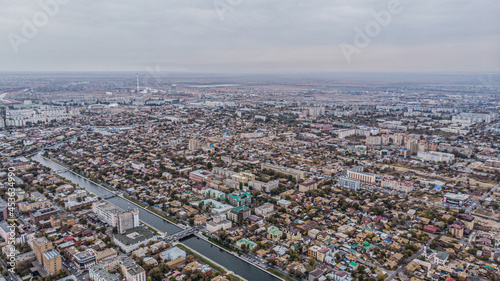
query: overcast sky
[{"left": 1, "top": 0, "right": 499, "bottom": 73}]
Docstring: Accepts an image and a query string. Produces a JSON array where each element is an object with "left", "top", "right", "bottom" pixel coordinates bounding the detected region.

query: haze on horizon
[{"left": 1, "top": 0, "right": 499, "bottom": 74}]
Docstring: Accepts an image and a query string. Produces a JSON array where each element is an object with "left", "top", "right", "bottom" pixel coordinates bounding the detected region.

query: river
[{"left": 31, "top": 152, "right": 281, "bottom": 281}]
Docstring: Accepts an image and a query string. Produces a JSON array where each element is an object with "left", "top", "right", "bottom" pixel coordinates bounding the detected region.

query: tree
[{"left": 148, "top": 267, "right": 163, "bottom": 281}]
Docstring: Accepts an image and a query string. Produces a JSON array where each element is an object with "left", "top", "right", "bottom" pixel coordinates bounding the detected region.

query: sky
[{"left": 1, "top": 0, "right": 499, "bottom": 73}]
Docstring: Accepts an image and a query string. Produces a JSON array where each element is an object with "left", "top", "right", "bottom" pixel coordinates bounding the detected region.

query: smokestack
[{"left": 136, "top": 73, "right": 139, "bottom": 93}]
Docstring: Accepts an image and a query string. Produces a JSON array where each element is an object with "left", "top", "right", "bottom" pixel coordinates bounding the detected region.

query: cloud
[{"left": 1, "top": 0, "right": 499, "bottom": 72}]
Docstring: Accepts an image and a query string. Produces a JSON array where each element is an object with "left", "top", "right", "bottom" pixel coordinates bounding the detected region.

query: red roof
[
  {"left": 64, "top": 235, "right": 74, "bottom": 242},
  {"left": 423, "top": 225, "right": 438, "bottom": 233}
]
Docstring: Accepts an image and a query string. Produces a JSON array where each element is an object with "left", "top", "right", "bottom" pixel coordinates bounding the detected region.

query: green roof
[
  {"left": 362, "top": 241, "right": 374, "bottom": 250},
  {"left": 267, "top": 227, "right": 283, "bottom": 236},
  {"left": 349, "top": 262, "right": 358, "bottom": 267},
  {"left": 228, "top": 192, "right": 252, "bottom": 201},
  {"left": 230, "top": 205, "right": 249, "bottom": 213},
  {"left": 237, "top": 238, "right": 257, "bottom": 249}
]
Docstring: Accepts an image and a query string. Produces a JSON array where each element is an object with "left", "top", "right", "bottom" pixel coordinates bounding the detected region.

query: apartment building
[
  {"left": 255, "top": 203, "right": 274, "bottom": 217},
  {"left": 346, "top": 168, "right": 376, "bottom": 184},
  {"left": 227, "top": 192, "right": 252, "bottom": 207},
  {"left": 338, "top": 177, "right": 361, "bottom": 191},
  {"left": 89, "top": 255, "right": 146, "bottom": 281},
  {"left": 381, "top": 178, "right": 413, "bottom": 193},
  {"left": 42, "top": 250, "right": 63, "bottom": 275},
  {"left": 248, "top": 180, "right": 279, "bottom": 193},
  {"left": 206, "top": 215, "right": 232, "bottom": 233},
  {"left": 417, "top": 151, "right": 455, "bottom": 163},
  {"left": 298, "top": 180, "right": 318, "bottom": 192},
  {"left": 260, "top": 163, "right": 306, "bottom": 181},
  {"left": 227, "top": 206, "right": 251, "bottom": 223},
  {"left": 92, "top": 201, "right": 139, "bottom": 234}
]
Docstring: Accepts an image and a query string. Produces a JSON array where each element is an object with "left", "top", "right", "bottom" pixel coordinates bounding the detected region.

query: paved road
[
  {"left": 467, "top": 183, "right": 500, "bottom": 215},
  {"left": 386, "top": 248, "right": 424, "bottom": 281}
]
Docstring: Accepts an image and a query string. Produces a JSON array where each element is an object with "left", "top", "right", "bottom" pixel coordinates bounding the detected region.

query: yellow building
[
  {"left": 18, "top": 199, "right": 51, "bottom": 212},
  {"left": 42, "top": 250, "right": 62, "bottom": 275},
  {"left": 32, "top": 237, "right": 53, "bottom": 263}
]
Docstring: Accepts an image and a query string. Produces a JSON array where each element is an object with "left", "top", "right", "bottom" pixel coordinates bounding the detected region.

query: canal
[
  {"left": 32, "top": 152, "right": 281, "bottom": 281},
  {"left": 181, "top": 236, "right": 279, "bottom": 281}
]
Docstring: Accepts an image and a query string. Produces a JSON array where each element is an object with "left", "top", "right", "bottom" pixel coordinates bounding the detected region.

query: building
[
  {"left": 92, "top": 201, "right": 139, "bottom": 234},
  {"left": 260, "top": 163, "right": 306, "bottom": 181},
  {"left": 346, "top": 168, "right": 376, "bottom": 184},
  {"left": 89, "top": 255, "right": 146, "bottom": 281},
  {"left": 212, "top": 167, "right": 237, "bottom": 178},
  {"left": 113, "top": 227, "right": 158, "bottom": 253},
  {"left": 452, "top": 112, "right": 494, "bottom": 124},
  {"left": 0, "top": 221, "right": 14, "bottom": 243},
  {"left": 32, "top": 237, "right": 53, "bottom": 263},
  {"left": 308, "top": 245, "right": 321, "bottom": 260},
  {"left": 347, "top": 145, "right": 367, "bottom": 156},
  {"left": 231, "top": 172, "right": 255, "bottom": 184},
  {"left": 189, "top": 169, "right": 214, "bottom": 183},
  {"left": 96, "top": 248, "right": 118, "bottom": 262},
  {"left": 0, "top": 198, "right": 8, "bottom": 220},
  {"left": 449, "top": 224, "right": 464, "bottom": 238},
  {"left": 161, "top": 246, "right": 186, "bottom": 261},
  {"left": 423, "top": 247, "right": 449, "bottom": 266},
  {"left": 4, "top": 105, "right": 79, "bottom": 127},
  {"left": 236, "top": 238, "right": 257, "bottom": 250},
  {"left": 248, "top": 180, "right": 279, "bottom": 193},
  {"left": 381, "top": 177, "right": 413, "bottom": 193},
  {"left": 73, "top": 249, "right": 97, "bottom": 269},
  {"left": 335, "top": 129, "right": 357, "bottom": 139},
  {"left": 443, "top": 193, "right": 470, "bottom": 207},
  {"left": 255, "top": 203, "right": 274, "bottom": 217},
  {"left": 457, "top": 213, "right": 475, "bottom": 229},
  {"left": 203, "top": 199, "right": 233, "bottom": 215},
  {"left": 417, "top": 151, "right": 455, "bottom": 163},
  {"left": 485, "top": 159, "right": 500, "bottom": 168},
  {"left": 206, "top": 215, "right": 232, "bottom": 233},
  {"left": 30, "top": 206, "right": 60, "bottom": 223},
  {"left": 227, "top": 206, "right": 251, "bottom": 223},
  {"left": 285, "top": 227, "right": 302, "bottom": 241},
  {"left": 267, "top": 227, "right": 283, "bottom": 241},
  {"left": 42, "top": 249, "right": 62, "bottom": 275},
  {"left": 18, "top": 193, "right": 51, "bottom": 212},
  {"left": 14, "top": 251, "right": 36, "bottom": 268},
  {"left": 423, "top": 225, "right": 438, "bottom": 234},
  {"left": 50, "top": 212, "right": 76, "bottom": 228},
  {"left": 227, "top": 192, "right": 252, "bottom": 207},
  {"left": 204, "top": 188, "right": 226, "bottom": 201},
  {"left": 299, "top": 180, "right": 318, "bottom": 192},
  {"left": 189, "top": 139, "right": 204, "bottom": 151},
  {"left": 338, "top": 177, "right": 361, "bottom": 191}
]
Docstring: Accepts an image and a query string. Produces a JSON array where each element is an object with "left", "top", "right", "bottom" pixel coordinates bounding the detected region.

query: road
[
  {"left": 0, "top": 257, "right": 22, "bottom": 281},
  {"left": 386, "top": 248, "right": 424, "bottom": 281},
  {"left": 466, "top": 182, "right": 500, "bottom": 214}
]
